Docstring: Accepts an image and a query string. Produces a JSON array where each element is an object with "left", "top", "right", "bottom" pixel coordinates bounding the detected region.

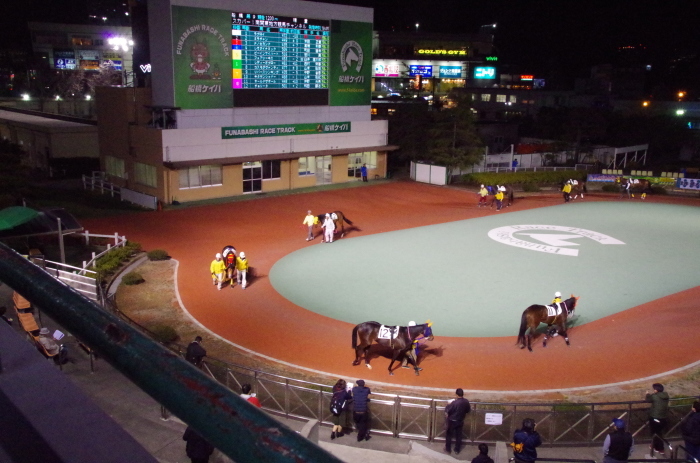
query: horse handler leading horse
[{"left": 352, "top": 321, "right": 434, "bottom": 375}]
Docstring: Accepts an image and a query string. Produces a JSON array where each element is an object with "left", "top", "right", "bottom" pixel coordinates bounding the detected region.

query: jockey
[
  {"left": 549, "top": 292, "right": 562, "bottom": 337},
  {"left": 478, "top": 184, "right": 488, "bottom": 207},
  {"left": 401, "top": 321, "right": 424, "bottom": 371},
  {"left": 552, "top": 291, "right": 562, "bottom": 305}
]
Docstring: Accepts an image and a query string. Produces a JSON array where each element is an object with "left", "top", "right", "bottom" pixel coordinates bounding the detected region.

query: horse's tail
[
  {"left": 352, "top": 324, "right": 359, "bottom": 349},
  {"left": 516, "top": 310, "right": 528, "bottom": 345},
  {"left": 340, "top": 212, "right": 354, "bottom": 225}
]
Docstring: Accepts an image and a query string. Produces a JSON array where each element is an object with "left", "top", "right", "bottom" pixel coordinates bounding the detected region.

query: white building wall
[
  {"left": 176, "top": 105, "right": 371, "bottom": 128},
  {"left": 162, "top": 119, "right": 387, "bottom": 163}
]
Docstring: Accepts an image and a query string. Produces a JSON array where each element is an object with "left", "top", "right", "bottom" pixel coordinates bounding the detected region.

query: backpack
[{"left": 330, "top": 393, "right": 345, "bottom": 416}]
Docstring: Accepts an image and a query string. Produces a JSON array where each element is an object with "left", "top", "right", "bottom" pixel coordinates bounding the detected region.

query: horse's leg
[
  {"left": 353, "top": 344, "right": 364, "bottom": 366},
  {"left": 364, "top": 345, "right": 372, "bottom": 369},
  {"left": 387, "top": 350, "right": 401, "bottom": 376},
  {"left": 560, "top": 323, "right": 570, "bottom": 346},
  {"left": 542, "top": 333, "right": 548, "bottom": 348},
  {"left": 527, "top": 330, "right": 533, "bottom": 352}
]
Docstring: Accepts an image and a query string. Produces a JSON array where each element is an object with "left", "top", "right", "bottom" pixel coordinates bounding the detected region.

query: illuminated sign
[
  {"left": 520, "top": 75, "right": 533, "bottom": 81},
  {"left": 474, "top": 67, "right": 495, "bottom": 79},
  {"left": 409, "top": 65, "right": 432, "bottom": 78},
  {"left": 139, "top": 64, "right": 152, "bottom": 73},
  {"left": 102, "top": 59, "right": 123, "bottom": 70},
  {"left": 439, "top": 66, "right": 462, "bottom": 78},
  {"left": 80, "top": 60, "right": 101, "bottom": 70},
  {"left": 374, "top": 63, "right": 400, "bottom": 77},
  {"left": 54, "top": 58, "right": 76, "bottom": 70},
  {"left": 222, "top": 121, "right": 351, "bottom": 139},
  {"left": 77, "top": 50, "right": 100, "bottom": 60},
  {"left": 416, "top": 49, "right": 467, "bottom": 56},
  {"left": 485, "top": 56, "right": 498, "bottom": 61}
]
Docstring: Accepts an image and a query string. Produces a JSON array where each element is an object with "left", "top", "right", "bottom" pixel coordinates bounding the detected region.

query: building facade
[{"left": 97, "top": 0, "right": 393, "bottom": 204}]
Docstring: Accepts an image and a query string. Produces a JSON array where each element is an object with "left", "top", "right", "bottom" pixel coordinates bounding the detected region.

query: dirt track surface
[{"left": 84, "top": 182, "right": 700, "bottom": 392}]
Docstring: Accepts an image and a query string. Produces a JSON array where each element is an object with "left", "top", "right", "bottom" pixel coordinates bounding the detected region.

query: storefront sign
[
  {"left": 102, "top": 59, "right": 123, "bottom": 70},
  {"left": 80, "top": 60, "right": 101, "bottom": 70},
  {"left": 416, "top": 49, "right": 466, "bottom": 56},
  {"left": 77, "top": 50, "right": 100, "bottom": 60},
  {"left": 520, "top": 75, "right": 534, "bottom": 81},
  {"left": 374, "top": 63, "right": 400, "bottom": 77},
  {"left": 222, "top": 121, "right": 351, "bottom": 139},
  {"left": 474, "top": 66, "right": 496, "bottom": 79},
  {"left": 55, "top": 58, "right": 77, "bottom": 70},
  {"left": 409, "top": 65, "right": 432, "bottom": 77},
  {"left": 439, "top": 66, "right": 462, "bottom": 78}
]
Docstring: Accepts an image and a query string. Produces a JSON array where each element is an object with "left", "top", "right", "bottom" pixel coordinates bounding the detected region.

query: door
[
  {"left": 243, "top": 162, "right": 262, "bottom": 193},
  {"left": 315, "top": 155, "right": 332, "bottom": 185}
]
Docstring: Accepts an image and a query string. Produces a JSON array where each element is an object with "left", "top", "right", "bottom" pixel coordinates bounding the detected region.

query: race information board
[{"left": 231, "top": 12, "right": 330, "bottom": 90}]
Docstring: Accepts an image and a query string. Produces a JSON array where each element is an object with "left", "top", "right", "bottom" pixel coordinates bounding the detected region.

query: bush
[
  {"left": 92, "top": 241, "right": 142, "bottom": 282},
  {"left": 122, "top": 271, "right": 144, "bottom": 285},
  {"left": 602, "top": 184, "right": 619, "bottom": 192},
  {"left": 150, "top": 324, "right": 178, "bottom": 343},
  {"left": 147, "top": 249, "right": 169, "bottom": 261},
  {"left": 522, "top": 183, "right": 540, "bottom": 192},
  {"left": 462, "top": 170, "right": 586, "bottom": 187}
]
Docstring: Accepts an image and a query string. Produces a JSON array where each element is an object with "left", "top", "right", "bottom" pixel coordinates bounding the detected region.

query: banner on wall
[
  {"left": 329, "top": 20, "right": 372, "bottom": 106},
  {"left": 222, "top": 121, "right": 351, "bottom": 139},
  {"left": 172, "top": 5, "right": 233, "bottom": 109}
]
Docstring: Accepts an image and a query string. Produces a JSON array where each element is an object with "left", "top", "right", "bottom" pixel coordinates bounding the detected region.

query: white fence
[
  {"left": 410, "top": 162, "right": 447, "bottom": 185},
  {"left": 82, "top": 172, "right": 158, "bottom": 210},
  {"left": 42, "top": 260, "right": 99, "bottom": 302},
  {"left": 78, "top": 231, "right": 129, "bottom": 272}
]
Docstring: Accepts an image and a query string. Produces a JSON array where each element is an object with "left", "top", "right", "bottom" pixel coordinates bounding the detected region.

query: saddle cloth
[
  {"left": 377, "top": 325, "right": 399, "bottom": 340},
  {"left": 546, "top": 304, "right": 563, "bottom": 317}
]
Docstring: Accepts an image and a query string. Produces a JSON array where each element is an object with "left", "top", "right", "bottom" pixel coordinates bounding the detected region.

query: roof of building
[{"left": 0, "top": 109, "right": 96, "bottom": 133}]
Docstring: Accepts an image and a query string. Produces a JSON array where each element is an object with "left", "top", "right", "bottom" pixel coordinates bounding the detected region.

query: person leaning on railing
[{"left": 645, "top": 383, "right": 670, "bottom": 455}]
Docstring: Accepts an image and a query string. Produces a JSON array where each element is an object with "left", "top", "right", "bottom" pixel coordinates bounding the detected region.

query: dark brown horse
[
  {"left": 352, "top": 322, "right": 434, "bottom": 375},
  {"left": 616, "top": 177, "right": 651, "bottom": 199},
  {"left": 517, "top": 295, "right": 579, "bottom": 352},
  {"left": 569, "top": 180, "right": 587, "bottom": 200},
  {"left": 317, "top": 211, "right": 354, "bottom": 238},
  {"left": 490, "top": 185, "right": 514, "bottom": 208}
]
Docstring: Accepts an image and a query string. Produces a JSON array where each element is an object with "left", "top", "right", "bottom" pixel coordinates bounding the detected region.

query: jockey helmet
[
  {"left": 554, "top": 291, "right": 561, "bottom": 298},
  {"left": 480, "top": 184, "right": 484, "bottom": 188},
  {"left": 239, "top": 252, "right": 246, "bottom": 259},
  {"left": 325, "top": 213, "right": 330, "bottom": 217},
  {"left": 215, "top": 253, "right": 222, "bottom": 259},
  {"left": 408, "top": 321, "right": 416, "bottom": 326}
]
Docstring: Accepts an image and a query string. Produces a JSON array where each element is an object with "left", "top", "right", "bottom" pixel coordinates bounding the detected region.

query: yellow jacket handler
[
  {"left": 235, "top": 252, "right": 249, "bottom": 289},
  {"left": 562, "top": 182, "right": 572, "bottom": 203},
  {"left": 210, "top": 253, "right": 226, "bottom": 290}
]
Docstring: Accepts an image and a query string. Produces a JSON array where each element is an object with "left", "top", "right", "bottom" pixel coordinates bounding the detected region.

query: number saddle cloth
[
  {"left": 377, "top": 325, "right": 400, "bottom": 340},
  {"left": 546, "top": 303, "right": 563, "bottom": 317}
]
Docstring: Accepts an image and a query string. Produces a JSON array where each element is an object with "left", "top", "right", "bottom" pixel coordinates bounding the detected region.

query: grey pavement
[{"left": 0, "top": 280, "right": 674, "bottom": 462}]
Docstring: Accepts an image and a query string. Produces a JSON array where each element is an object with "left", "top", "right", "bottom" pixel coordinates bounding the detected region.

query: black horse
[
  {"left": 352, "top": 321, "right": 434, "bottom": 375},
  {"left": 616, "top": 177, "right": 652, "bottom": 199},
  {"left": 516, "top": 295, "right": 579, "bottom": 352}
]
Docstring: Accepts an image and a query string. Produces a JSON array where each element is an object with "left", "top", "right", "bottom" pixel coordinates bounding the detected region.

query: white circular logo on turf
[{"left": 488, "top": 225, "right": 625, "bottom": 257}]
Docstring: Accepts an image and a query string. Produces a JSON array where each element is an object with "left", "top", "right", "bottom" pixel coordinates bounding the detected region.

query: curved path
[{"left": 83, "top": 182, "right": 700, "bottom": 392}]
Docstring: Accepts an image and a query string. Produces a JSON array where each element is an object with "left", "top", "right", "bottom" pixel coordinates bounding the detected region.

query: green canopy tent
[{"left": 0, "top": 206, "right": 39, "bottom": 231}]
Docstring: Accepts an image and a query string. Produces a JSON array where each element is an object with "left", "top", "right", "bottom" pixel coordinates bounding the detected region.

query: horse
[
  {"left": 221, "top": 245, "right": 237, "bottom": 283},
  {"left": 352, "top": 321, "right": 434, "bottom": 375},
  {"left": 489, "top": 185, "right": 515, "bottom": 208},
  {"left": 317, "top": 211, "right": 354, "bottom": 239},
  {"left": 516, "top": 295, "right": 579, "bottom": 352},
  {"left": 569, "top": 180, "right": 587, "bottom": 200},
  {"left": 616, "top": 177, "right": 652, "bottom": 199}
]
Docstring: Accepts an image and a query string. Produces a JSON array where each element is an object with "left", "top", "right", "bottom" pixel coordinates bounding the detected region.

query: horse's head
[{"left": 567, "top": 294, "right": 580, "bottom": 313}]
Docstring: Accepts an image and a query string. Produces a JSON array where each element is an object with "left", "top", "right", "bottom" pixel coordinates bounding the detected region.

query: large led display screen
[{"left": 172, "top": 6, "right": 371, "bottom": 109}]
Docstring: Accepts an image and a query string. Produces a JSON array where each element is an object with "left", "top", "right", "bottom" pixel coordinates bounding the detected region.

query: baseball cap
[{"left": 612, "top": 418, "right": 625, "bottom": 429}]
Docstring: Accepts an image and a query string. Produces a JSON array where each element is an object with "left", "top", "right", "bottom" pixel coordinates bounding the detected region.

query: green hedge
[
  {"left": 462, "top": 170, "right": 587, "bottom": 186},
  {"left": 92, "top": 241, "right": 142, "bottom": 282},
  {"left": 122, "top": 271, "right": 145, "bottom": 285},
  {"left": 147, "top": 249, "right": 169, "bottom": 261}
]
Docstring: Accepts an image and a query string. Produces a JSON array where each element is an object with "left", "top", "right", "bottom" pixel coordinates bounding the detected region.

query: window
[
  {"left": 262, "top": 160, "right": 280, "bottom": 179},
  {"left": 496, "top": 94, "right": 506, "bottom": 103},
  {"left": 298, "top": 156, "right": 316, "bottom": 176},
  {"left": 480, "top": 94, "right": 491, "bottom": 102},
  {"left": 134, "top": 162, "right": 157, "bottom": 187},
  {"left": 104, "top": 155, "right": 125, "bottom": 178},
  {"left": 243, "top": 162, "right": 262, "bottom": 193},
  {"left": 509, "top": 95, "right": 517, "bottom": 103},
  {"left": 179, "top": 165, "right": 222, "bottom": 189},
  {"left": 71, "top": 36, "right": 93, "bottom": 46},
  {"left": 348, "top": 151, "right": 377, "bottom": 178}
]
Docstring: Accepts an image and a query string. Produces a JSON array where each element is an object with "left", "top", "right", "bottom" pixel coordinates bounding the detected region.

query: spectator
[
  {"left": 183, "top": 426, "right": 214, "bottom": 463},
  {"left": 645, "top": 383, "right": 669, "bottom": 455},
  {"left": 444, "top": 388, "right": 471, "bottom": 455},
  {"left": 329, "top": 379, "right": 352, "bottom": 439},
  {"left": 240, "top": 383, "right": 262, "bottom": 408},
  {"left": 210, "top": 253, "right": 226, "bottom": 290},
  {"left": 38, "top": 327, "right": 60, "bottom": 356},
  {"left": 302, "top": 210, "right": 316, "bottom": 241},
  {"left": 185, "top": 336, "right": 206, "bottom": 367},
  {"left": 471, "top": 443, "right": 494, "bottom": 463},
  {"left": 352, "top": 379, "right": 371, "bottom": 442},
  {"left": 681, "top": 400, "right": 700, "bottom": 459},
  {"left": 512, "top": 418, "right": 541, "bottom": 463},
  {"left": 361, "top": 163, "right": 368, "bottom": 182},
  {"left": 603, "top": 418, "right": 633, "bottom": 463},
  {"left": 235, "top": 251, "right": 249, "bottom": 289}
]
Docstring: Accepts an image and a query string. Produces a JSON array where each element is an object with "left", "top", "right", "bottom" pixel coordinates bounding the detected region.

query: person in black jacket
[
  {"left": 471, "top": 443, "right": 494, "bottom": 463},
  {"left": 185, "top": 336, "right": 207, "bottom": 367},
  {"left": 681, "top": 401, "right": 700, "bottom": 459},
  {"left": 183, "top": 426, "right": 214, "bottom": 463},
  {"left": 602, "top": 418, "right": 633, "bottom": 463},
  {"left": 444, "top": 388, "right": 471, "bottom": 455},
  {"left": 512, "top": 418, "right": 542, "bottom": 463},
  {"left": 352, "top": 379, "right": 372, "bottom": 442}
]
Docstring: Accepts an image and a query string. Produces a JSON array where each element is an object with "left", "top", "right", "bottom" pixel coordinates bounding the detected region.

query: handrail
[
  {"left": 675, "top": 444, "right": 700, "bottom": 462},
  {"left": 0, "top": 242, "right": 342, "bottom": 463},
  {"left": 651, "top": 433, "right": 674, "bottom": 458}
]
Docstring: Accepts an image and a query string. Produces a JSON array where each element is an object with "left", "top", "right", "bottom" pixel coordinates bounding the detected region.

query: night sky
[{"left": 2, "top": 0, "right": 699, "bottom": 86}]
